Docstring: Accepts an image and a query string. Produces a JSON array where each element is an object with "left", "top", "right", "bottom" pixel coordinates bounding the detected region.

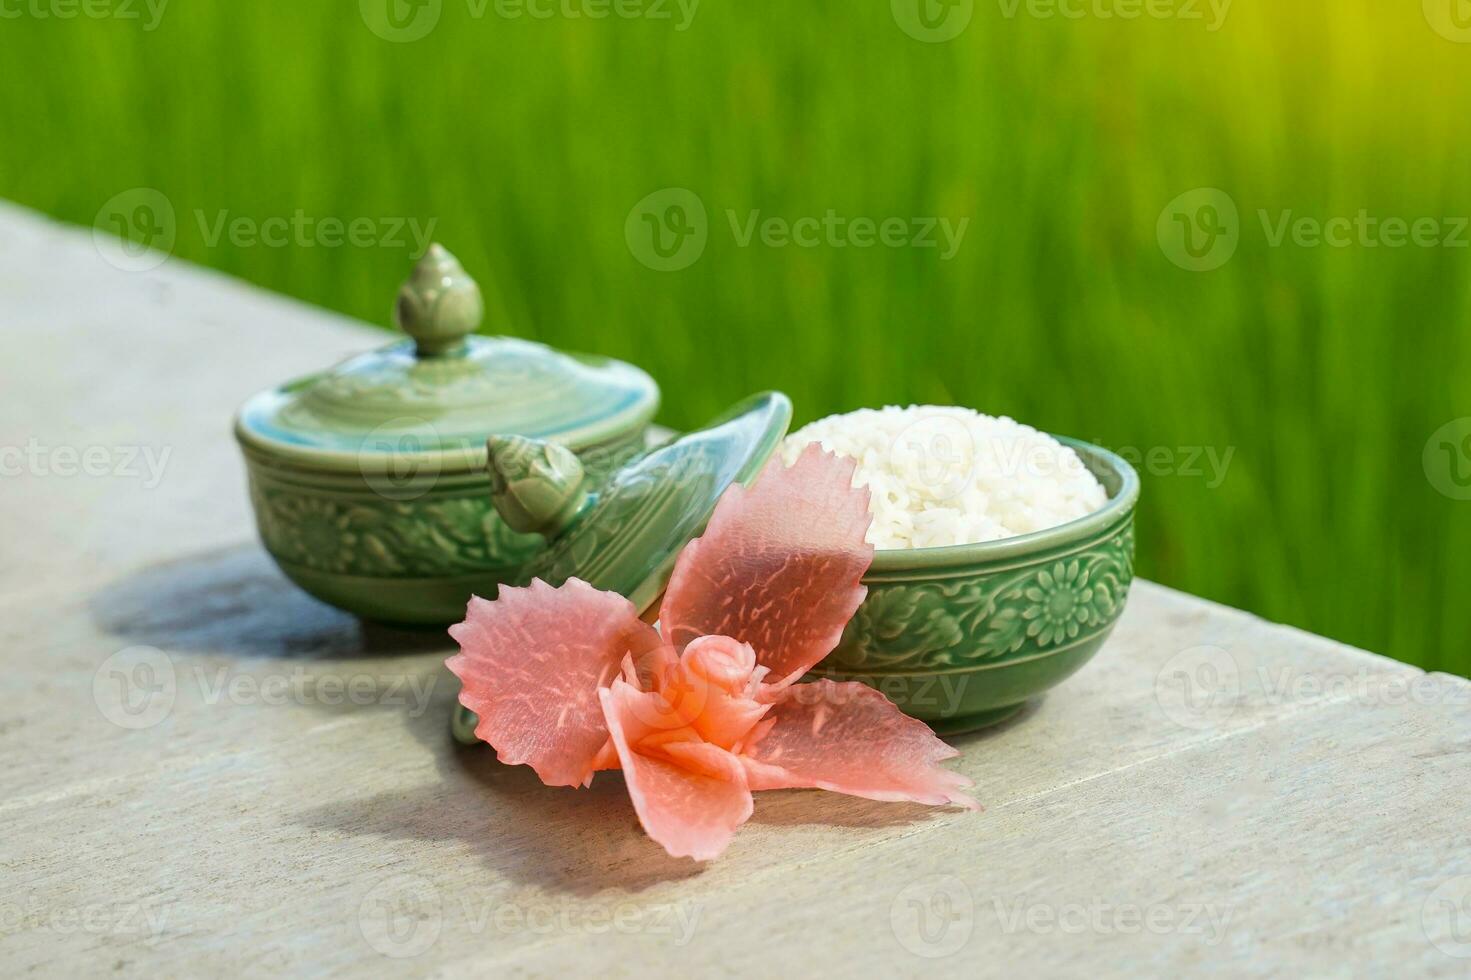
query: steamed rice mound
[{"left": 781, "top": 405, "right": 1108, "bottom": 550}]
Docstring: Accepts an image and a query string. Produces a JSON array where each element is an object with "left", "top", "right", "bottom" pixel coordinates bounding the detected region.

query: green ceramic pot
[
  {"left": 235, "top": 246, "right": 659, "bottom": 624},
  {"left": 815, "top": 439, "right": 1139, "bottom": 734}
]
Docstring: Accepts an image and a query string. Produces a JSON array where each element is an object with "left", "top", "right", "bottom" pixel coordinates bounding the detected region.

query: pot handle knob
[
  {"left": 486, "top": 435, "right": 591, "bottom": 539},
  {"left": 394, "top": 243, "right": 484, "bottom": 357}
]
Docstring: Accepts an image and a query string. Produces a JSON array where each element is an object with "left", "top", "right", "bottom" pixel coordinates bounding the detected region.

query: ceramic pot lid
[
  {"left": 234, "top": 245, "right": 659, "bottom": 474},
  {"left": 486, "top": 391, "right": 793, "bottom": 612}
]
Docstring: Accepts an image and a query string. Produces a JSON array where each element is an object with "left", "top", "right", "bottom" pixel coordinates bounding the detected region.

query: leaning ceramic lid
[
  {"left": 235, "top": 245, "right": 660, "bottom": 474},
  {"left": 486, "top": 391, "right": 793, "bottom": 613}
]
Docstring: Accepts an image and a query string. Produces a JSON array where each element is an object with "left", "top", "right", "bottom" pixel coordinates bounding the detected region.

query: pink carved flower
[{"left": 446, "top": 445, "right": 977, "bottom": 861}]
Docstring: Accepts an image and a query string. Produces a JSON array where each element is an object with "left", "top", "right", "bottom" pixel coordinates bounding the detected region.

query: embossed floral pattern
[
  {"left": 252, "top": 483, "right": 543, "bottom": 577},
  {"left": 266, "top": 497, "right": 359, "bottom": 571},
  {"left": 840, "top": 586, "right": 966, "bottom": 667},
  {"left": 248, "top": 435, "right": 644, "bottom": 580},
  {"left": 1022, "top": 560, "right": 1096, "bottom": 646},
  {"left": 829, "top": 524, "right": 1134, "bottom": 672}
]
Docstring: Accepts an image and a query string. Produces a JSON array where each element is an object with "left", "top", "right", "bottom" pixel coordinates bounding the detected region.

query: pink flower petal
[
  {"left": 659, "top": 445, "right": 874, "bottom": 688},
  {"left": 742, "top": 680, "right": 979, "bottom": 809},
  {"left": 446, "top": 578, "right": 664, "bottom": 788},
  {"left": 600, "top": 680, "right": 754, "bottom": 861}
]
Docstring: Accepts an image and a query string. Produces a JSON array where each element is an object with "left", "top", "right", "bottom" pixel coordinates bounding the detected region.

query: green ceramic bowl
[
  {"left": 451, "top": 414, "right": 1137, "bottom": 744},
  {"left": 816, "top": 439, "right": 1139, "bottom": 735}
]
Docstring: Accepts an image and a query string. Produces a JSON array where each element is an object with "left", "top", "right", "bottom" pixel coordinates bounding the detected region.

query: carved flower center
[
  {"left": 681, "top": 636, "right": 760, "bottom": 694},
  {"left": 1047, "top": 589, "right": 1077, "bottom": 619}
]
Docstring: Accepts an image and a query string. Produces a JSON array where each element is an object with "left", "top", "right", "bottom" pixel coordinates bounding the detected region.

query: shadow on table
[
  {"left": 292, "top": 669, "right": 978, "bottom": 895},
  {"left": 87, "top": 544, "right": 447, "bottom": 661},
  {"left": 953, "top": 697, "right": 1044, "bottom": 744},
  {"left": 295, "top": 708, "right": 708, "bottom": 895}
]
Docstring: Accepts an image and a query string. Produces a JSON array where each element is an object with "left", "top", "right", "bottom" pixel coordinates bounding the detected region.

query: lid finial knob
[
  {"left": 487, "top": 435, "right": 591, "bottom": 539},
  {"left": 395, "top": 243, "right": 484, "bottom": 357}
]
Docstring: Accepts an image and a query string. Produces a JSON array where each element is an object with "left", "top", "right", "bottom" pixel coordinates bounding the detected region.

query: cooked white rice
[{"left": 781, "top": 405, "right": 1108, "bottom": 550}]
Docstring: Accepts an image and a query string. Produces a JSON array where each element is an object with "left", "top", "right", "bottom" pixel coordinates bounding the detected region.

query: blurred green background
[{"left": 2, "top": 1, "right": 1467, "bottom": 673}]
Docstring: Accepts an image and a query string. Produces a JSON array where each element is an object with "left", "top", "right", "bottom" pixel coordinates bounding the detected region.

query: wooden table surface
[{"left": 3, "top": 202, "right": 1469, "bottom": 978}]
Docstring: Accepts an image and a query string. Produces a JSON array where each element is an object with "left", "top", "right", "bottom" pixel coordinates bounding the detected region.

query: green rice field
[{"left": 2, "top": 0, "right": 1467, "bottom": 673}]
